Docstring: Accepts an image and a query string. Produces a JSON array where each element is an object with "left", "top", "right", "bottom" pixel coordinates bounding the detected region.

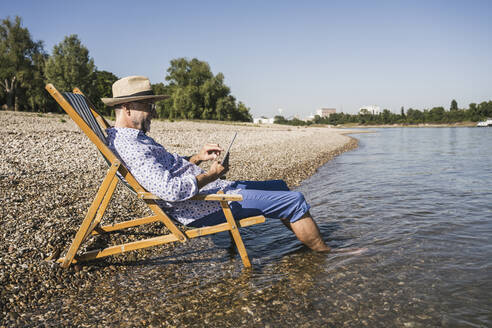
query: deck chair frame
[{"left": 45, "top": 83, "right": 265, "bottom": 268}]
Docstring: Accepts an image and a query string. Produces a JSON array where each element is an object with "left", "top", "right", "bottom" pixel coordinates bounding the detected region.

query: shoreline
[
  {"left": 337, "top": 122, "right": 477, "bottom": 128},
  {"left": 281, "top": 136, "right": 358, "bottom": 187},
  {"left": 0, "top": 110, "right": 360, "bottom": 326}
]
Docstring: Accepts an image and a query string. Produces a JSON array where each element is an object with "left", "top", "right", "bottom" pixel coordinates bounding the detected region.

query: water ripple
[{"left": 293, "top": 127, "right": 492, "bottom": 327}]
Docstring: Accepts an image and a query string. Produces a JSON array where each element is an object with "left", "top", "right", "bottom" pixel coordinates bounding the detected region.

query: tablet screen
[{"left": 221, "top": 132, "right": 237, "bottom": 166}]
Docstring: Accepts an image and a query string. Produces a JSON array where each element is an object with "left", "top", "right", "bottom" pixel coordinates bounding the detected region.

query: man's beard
[
  {"left": 132, "top": 117, "right": 151, "bottom": 134},
  {"left": 143, "top": 118, "right": 151, "bottom": 133}
]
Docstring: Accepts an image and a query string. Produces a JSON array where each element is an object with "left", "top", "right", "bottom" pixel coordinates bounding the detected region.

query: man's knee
[
  {"left": 286, "top": 191, "right": 310, "bottom": 223},
  {"left": 291, "top": 191, "right": 307, "bottom": 206}
]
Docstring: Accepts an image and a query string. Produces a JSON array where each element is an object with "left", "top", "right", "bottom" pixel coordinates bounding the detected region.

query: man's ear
[{"left": 121, "top": 103, "right": 132, "bottom": 116}]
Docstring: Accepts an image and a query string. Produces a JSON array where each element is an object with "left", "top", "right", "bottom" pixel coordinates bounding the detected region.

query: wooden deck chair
[{"left": 45, "top": 83, "right": 266, "bottom": 268}]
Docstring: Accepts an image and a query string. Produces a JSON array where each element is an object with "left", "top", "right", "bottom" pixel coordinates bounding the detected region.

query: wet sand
[{"left": 0, "top": 111, "right": 358, "bottom": 327}]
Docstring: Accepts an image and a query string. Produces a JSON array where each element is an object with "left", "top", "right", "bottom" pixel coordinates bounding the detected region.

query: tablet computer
[{"left": 221, "top": 132, "right": 237, "bottom": 166}]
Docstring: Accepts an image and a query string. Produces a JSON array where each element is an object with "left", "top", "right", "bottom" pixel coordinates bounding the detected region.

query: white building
[
  {"left": 316, "top": 108, "right": 336, "bottom": 118},
  {"left": 253, "top": 117, "right": 274, "bottom": 124},
  {"left": 359, "top": 105, "right": 380, "bottom": 115}
]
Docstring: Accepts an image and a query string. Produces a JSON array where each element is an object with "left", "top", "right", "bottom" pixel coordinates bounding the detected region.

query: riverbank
[
  {"left": 0, "top": 111, "right": 358, "bottom": 327},
  {"left": 337, "top": 121, "right": 477, "bottom": 128}
]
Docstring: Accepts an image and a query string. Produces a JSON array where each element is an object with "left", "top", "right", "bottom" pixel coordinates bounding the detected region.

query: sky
[{"left": 2, "top": 0, "right": 491, "bottom": 117}]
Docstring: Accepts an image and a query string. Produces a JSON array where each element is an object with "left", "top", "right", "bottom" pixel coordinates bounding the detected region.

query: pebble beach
[{"left": 0, "top": 110, "right": 358, "bottom": 327}]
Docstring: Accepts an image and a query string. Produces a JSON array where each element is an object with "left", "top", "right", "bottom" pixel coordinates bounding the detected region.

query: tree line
[
  {"left": 317, "top": 101, "right": 492, "bottom": 126},
  {"left": 0, "top": 16, "right": 252, "bottom": 122},
  {"left": 275, "top": 100, "right": 492, "bottom": 126}
]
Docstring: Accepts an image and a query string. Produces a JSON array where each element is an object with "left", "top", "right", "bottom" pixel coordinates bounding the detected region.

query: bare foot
[
  {"left": 310, "top": 239, "right": 332, "bottom": 253},
  {"left": 330, "top": 247, "right": 368, "bottom": 255},
  {"left": 316, "top": 246, "right": 332, "bottom": 253}
]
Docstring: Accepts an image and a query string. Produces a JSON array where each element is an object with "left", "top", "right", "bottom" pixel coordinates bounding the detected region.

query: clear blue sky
[{"left": 2, "top": 0, "right": 491, "bottom": 117}]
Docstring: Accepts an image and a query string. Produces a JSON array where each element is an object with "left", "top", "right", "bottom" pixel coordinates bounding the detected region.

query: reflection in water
[{"left": 52, "top": 128, "right": 492, "bottom": 327}]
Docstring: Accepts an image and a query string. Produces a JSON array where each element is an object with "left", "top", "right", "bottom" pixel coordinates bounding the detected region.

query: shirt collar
[{"left": 106, "top": 127, "right": 144, "bottom": 139}]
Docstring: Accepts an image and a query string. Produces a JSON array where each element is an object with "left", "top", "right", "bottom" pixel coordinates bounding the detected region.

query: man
[{"left": 102, "top": 76, "right": 331, "bottom": 252}]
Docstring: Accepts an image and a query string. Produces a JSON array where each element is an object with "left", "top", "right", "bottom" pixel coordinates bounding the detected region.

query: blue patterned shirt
[{"left": 106, "top": 127, "right": 238, "bottom": 225}]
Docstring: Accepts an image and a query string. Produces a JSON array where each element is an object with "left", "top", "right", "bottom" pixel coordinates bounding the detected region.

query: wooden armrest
[
  {"left": 138, "top": 192, "right": 243, "bottom": 201},
  {"left": 138, "top": 192, "right": 159, "bottom": 199},
  {"left": 191, "top": 194, "right": 243, "bottom": 201}
]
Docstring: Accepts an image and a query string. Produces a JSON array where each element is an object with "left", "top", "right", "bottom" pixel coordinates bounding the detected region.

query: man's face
[{"left": 129, "top": 102, "right": 157, "bottom": 133}]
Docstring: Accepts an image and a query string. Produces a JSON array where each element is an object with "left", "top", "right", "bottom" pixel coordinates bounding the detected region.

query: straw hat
[{"left": 101, "top": 76, "right": 168, "bottom": 106}]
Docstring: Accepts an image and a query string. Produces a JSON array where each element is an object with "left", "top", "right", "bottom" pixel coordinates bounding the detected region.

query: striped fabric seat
[
  {"left": 63, "top": 93, "right": 107, "bottom": 143},
  {"left": 63, "top": 92, "right": 136, "bottom": 194}
]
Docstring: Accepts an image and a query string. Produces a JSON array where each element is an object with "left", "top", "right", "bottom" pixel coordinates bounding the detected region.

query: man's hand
[
  {"left": 196, "top": 160, "right": 229, "bottom": 189},
  {"left": 209, "top": 160, "right": 228, "bottom": 177},
  {"left": 199, "top": 144, "right": 223, "bottom": 161},
  {"left": 189, "top": 144, "right": 223, "bottom": 165}
]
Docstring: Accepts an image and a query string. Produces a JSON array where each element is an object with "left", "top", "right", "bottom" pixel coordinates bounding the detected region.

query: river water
[
  {"left": 75, "top": 127, "right": 491, "bottom": 327},
  {"left": 292, "top": 127, "right": 492, "bottom": 327},
  {"left": 219, "top": 127, "right": 491, "bottom": 327}
]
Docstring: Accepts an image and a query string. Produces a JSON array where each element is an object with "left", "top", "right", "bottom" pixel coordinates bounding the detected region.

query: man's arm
[
  {"left": 187, "top": 154, "right": 202, "bottom": 166},
  {"left": 196, "top": 161, "right": 228, "bottom": 189}
]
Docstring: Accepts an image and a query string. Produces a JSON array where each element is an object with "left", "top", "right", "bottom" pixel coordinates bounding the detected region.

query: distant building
[
  {"left": 359, "top": 105, "right": 380, "bottom": 115},
  {"left": 253, "top": 117, "right": 274, "bottom": 124},
  {"left": 316, "top": 108, "right": 336, "bottom": 118}
]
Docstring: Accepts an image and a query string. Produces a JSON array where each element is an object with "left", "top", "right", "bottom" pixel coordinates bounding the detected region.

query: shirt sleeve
[{"left": 116, "top": 139, "right": 199, "bottom": 202}]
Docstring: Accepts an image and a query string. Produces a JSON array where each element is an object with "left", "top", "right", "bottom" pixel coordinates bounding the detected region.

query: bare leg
[
  {"left": 280, "top": 218, "right": 293, "bottom": 231},
  {"left": 286, "top": 212, "right": 331, "bottom": 252}
]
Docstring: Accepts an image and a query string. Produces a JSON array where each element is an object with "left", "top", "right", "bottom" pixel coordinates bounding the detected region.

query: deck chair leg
[
  {"left": 91, "top": 215, "right": 161, "bottom": 235},
  {"left": 145, "top": 201, "right": 187, "bottom": 242},
  {"left": 219, "top": 199, "right": 252, "bottom": 268},
  {"left": 227, "top": 231, "right": 238, "bottom": 256},
  {"left": 83, "top": 176, "right": 119, "bottom": 242},
  {"left": 60, "top": 161, "right": 120, "bottom": 268}
]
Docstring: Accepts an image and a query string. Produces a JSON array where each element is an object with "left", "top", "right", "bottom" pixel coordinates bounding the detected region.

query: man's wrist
[
  {"left": 196, "top": 171, "right": 217, "bottom": 189},
  {"left": 189, "top": 154, "right": 202, "bottom": 165}
]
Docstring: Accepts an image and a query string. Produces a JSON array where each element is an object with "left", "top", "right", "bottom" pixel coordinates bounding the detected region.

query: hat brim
[{"left": 101, "top": 94, "right": 168, "bottom": 106}]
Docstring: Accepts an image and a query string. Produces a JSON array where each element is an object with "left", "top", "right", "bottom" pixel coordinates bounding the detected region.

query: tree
[
  {"left": 167, "top": 58, "right": 213, "bottom": 88},
  {"left": 274, "top": 115, "right": 287, "bottom": 124},
  {"left": 477, "top": 101, "right": 492, "bottom": 119},
  {"left": 429, "top": 107, "right": 445, "bottom": 122},
  {"left": 406, "top": 108, "right": 423, "bottom": 124},
  {"left": 382, "top": 109, "right": 392, "bottom": 124},
  {"left": 215, "top": 95, "right": 236, "bottom": 121},
  {"left": 152, "top": 82, "right": 173, "bottom": 119},
  {"left": 45, "top": 35, "right": 95, "bottom": 107},
  {"left": 92, "top": 70, "right": 118, "bottom": 116},
  {"left": 235, "top": 101, "right": 252, "bottom": 122},
  {"left": 450, "top": 99, "right": 458, "bottom": 111},
  {"left": 0, "top": 16, "right": 46, "bottom": 111},
  {"left": 164, "top": 57, "right": 252, "bottom": 121},
  {"left": 200, "top": 73, "right": 230, "bottom": 117},
  {"left": 173, "top": 87, "right": 195, "bottom": 119}
]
